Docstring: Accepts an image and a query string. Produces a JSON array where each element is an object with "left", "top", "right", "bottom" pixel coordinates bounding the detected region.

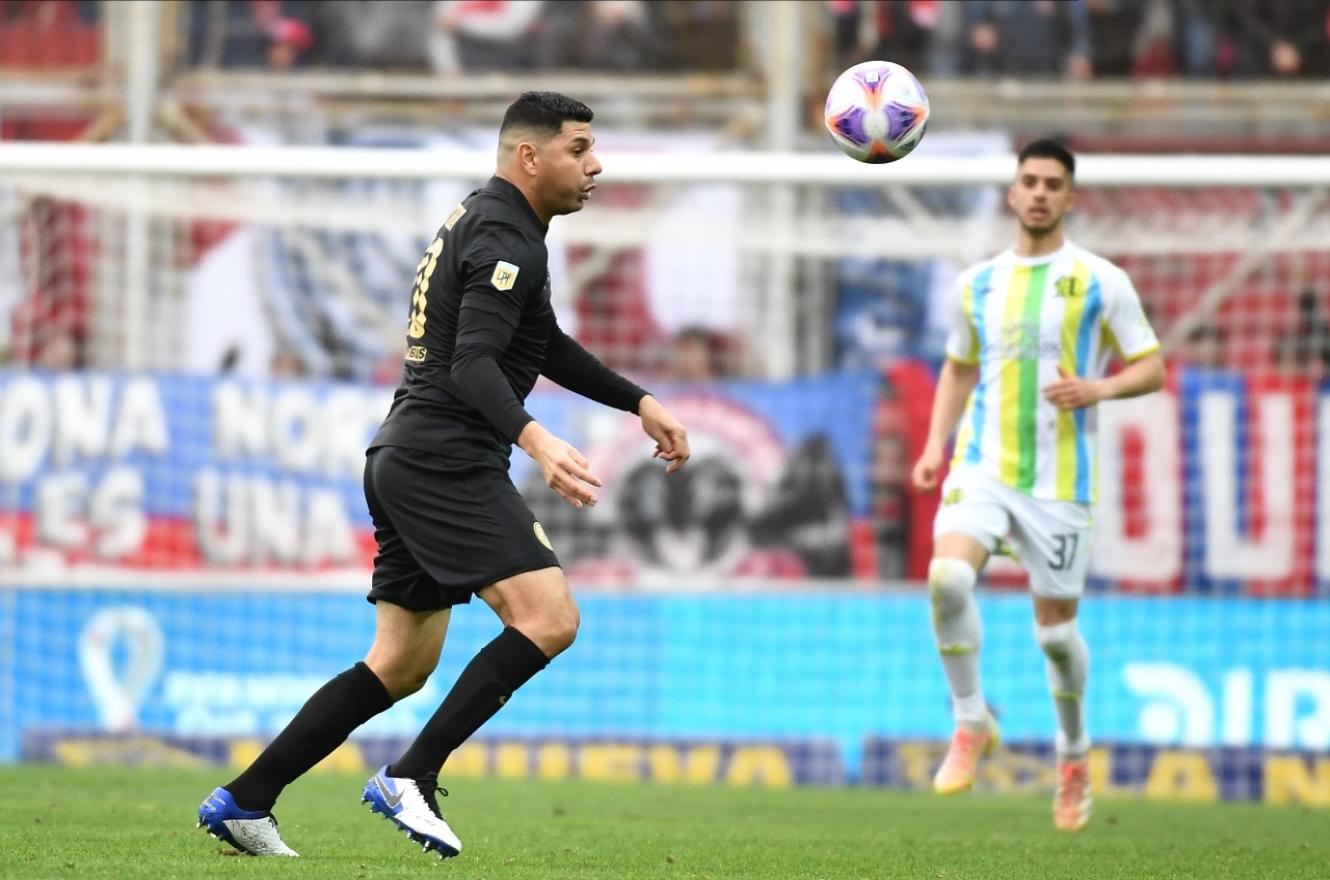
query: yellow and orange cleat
[
  {"left": 1053, "top": 757, "right": 1093, "bottom": 832},
  {"left": 932, "top": 713, "right": 1000, "bottom": 795}
]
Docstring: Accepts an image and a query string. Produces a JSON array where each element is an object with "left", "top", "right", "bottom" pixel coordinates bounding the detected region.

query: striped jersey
[{"left": 945, "top": 240, "right": 1159, "bottom": 503}]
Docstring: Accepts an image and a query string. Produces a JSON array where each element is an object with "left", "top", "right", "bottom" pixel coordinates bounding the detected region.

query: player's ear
[{"left": 516, "top": 141, "right": 539, "bottom": 177}]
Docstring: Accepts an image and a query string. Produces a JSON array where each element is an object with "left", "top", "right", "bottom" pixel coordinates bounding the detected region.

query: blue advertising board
[{"left": 4, "top": 588, "right": 1327, "bottom": 805}]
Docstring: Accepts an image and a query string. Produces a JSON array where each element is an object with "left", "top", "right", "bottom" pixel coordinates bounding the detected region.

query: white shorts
[{"left": 932, "top": 467, "right": 1094, "bottom": 599}]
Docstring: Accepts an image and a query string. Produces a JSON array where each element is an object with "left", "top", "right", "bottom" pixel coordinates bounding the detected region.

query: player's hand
[
  {"left": 1042, "top": 365, "right": 1106, "bottom": 411},
  {"left": 911, "top": 443, "right": 945, "bottom": 493},
  {"left": 518, "top": 422, "right": 603, "bottom": 509},
  {"left": 637, "top": 395, "right": 690, "bottom": 475}
]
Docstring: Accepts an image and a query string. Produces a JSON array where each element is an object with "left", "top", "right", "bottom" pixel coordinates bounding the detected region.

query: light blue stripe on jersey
[
  {"left": 1072, "top": 274, "right": 1104, "bottom": 501},
  {"left": 964, "top": 265, "right": 995, "bottom": 465}
]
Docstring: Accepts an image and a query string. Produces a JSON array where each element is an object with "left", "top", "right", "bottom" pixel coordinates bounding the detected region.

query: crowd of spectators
[
  {"left": 826, "top": 0, "right": 1330, "bottom": 80},
  {"left": 176, "top": 0, "right": 736, "bottom": 74},
  {"left": 6, "top": 1, "right": 1329, "bottom": 80},
  {"left": 171, "top": 0, "right": 1330, "bottom": 80}
]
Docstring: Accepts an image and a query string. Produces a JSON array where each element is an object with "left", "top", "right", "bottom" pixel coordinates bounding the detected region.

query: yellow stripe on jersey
[
  {"left": 997, "top": 264, "right": 1030, "bottom": 486},
  {"left": 1055, "top": 259, "right": 1092, "bottom": 499}
]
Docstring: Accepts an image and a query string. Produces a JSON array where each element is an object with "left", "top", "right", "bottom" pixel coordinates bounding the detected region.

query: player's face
[
  {"left": 1008, "top": 157, "right": 1075, "bottom": 234},
  {"left": 537, "top": 121, "right": 602, "bottom": 216}
]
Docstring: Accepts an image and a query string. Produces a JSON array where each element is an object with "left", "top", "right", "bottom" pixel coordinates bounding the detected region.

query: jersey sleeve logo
[{"left": 491, "top": 261, "right": 520, "bottom": 291}]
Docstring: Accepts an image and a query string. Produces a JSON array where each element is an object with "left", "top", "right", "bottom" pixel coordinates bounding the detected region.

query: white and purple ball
[{"left": 824, "top": 60, "right": 929, "bottom": 164}]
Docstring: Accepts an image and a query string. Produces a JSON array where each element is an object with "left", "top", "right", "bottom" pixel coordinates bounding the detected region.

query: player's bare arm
[
  {"left": 517, "top": 421, "right": 603, "bottom": 509},
  {"left": 912, "top": 358, "right": 980, "bottom": 492},
  {"left": 638, "top": 394, "right": 690, "bottom": 474},
  {"left": 1041, "top": 352, "right": 1165, "bottom": 411}
]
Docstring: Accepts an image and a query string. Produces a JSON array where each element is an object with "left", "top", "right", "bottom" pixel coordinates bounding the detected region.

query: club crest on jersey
[
  {"left": 1053, "top": 275, "right": 1082, "bottom": 298},
  {"left": 491, "top": 261, "right": 519, "bottom": 291}
]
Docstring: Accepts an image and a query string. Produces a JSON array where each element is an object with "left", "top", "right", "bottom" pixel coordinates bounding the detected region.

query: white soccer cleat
[
  {"left": 362, "top": 766, "right": 462, "bottom": 858},
  {"left": 196, "top": 787, "right": 299, "bottom": 857}
]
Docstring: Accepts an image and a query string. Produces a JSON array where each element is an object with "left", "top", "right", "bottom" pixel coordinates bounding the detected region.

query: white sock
[
  {"left": 929, "top": 559, "right": 986, "bottom": 725},
  {"left": 1035, "top": 619, "right": 1090, "bottom": 756}
]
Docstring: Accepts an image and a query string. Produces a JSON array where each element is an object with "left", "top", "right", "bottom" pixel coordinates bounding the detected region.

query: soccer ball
[{"left": 824, "top": 60, "right": 929, "bottom": 164}]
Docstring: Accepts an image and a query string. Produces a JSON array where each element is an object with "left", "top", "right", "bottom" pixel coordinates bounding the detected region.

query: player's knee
[
  {"left": 928, "top": 558, "right": 977, "bottom": 617},
  {"left": 1034, "top": 619, "right": 1079, "bottom": 662},
  {"left": 365, "top": 654, "right": 437, "bottom": 700},
  {"left": 397, "top": 668, "right": 433, "bottom": 698},
  {"left": 526, "top": 603, "right": 580, "bottom": 656},
  {"left": 547, "top": 603, "right": 581, "bottom": 654},
  {"left": 387, "top": 668, "right": 433, "bottom": 700}
]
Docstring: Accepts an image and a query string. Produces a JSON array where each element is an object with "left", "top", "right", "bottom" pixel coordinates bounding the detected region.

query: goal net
[{"left": 1, "top": 142, "right": 1328, "bottom": 805}]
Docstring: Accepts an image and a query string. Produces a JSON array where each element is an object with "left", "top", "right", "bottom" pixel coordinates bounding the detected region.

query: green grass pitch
[{"left": 0, "top": 765, "right": 1324, "bottom": 879}]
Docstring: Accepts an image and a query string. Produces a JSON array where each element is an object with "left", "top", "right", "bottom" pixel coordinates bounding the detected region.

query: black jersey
[{"left": 370, "top": 175, "right": 647, "bottom": 470}]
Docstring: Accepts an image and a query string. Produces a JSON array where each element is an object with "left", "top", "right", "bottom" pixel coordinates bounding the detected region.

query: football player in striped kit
[{"left": 911, "top": 139, "right": 1165, "bottom": 832}]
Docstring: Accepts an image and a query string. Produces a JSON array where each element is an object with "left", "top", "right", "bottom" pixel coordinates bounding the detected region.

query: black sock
[
  {"left": 388, "top": 626, "right": 549, "bottom": 780},
  {"left": 226, "top": 661, "right": 393, "bottom": 811}
]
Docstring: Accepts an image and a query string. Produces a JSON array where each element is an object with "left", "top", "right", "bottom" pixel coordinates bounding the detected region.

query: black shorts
[{"left": 363, "top": 446, "right": 561, "bottom": 611}]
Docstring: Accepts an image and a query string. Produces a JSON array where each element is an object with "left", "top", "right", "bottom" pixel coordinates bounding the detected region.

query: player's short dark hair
[
  {"left": 500, "top": 91, "right": 593, "bottom": 140},
  {"left": 1017, "top": 138, "right": 1075, "bottom": 177}
]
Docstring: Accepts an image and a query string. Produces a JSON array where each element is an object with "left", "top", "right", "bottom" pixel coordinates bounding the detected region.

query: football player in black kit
[{"left": 198, "top": 91, "right": 691, "bottom": 860}]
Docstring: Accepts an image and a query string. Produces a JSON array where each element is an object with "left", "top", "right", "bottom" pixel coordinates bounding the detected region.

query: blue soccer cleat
[
  {"left": 362, "top": 766, "right": 462, "bottom": 859},
  {"left": 196, "top": 786, "right": 299, "bottom": 857}
]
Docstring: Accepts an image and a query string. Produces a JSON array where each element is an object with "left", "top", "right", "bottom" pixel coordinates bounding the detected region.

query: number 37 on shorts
[{"left": 934, "top": 468, "right": 1093, "bottom": 598}]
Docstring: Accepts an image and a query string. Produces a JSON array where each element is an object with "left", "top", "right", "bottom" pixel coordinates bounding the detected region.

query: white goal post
[{"left": 3, "top": 142, "right": 1330, "bottom": 186}]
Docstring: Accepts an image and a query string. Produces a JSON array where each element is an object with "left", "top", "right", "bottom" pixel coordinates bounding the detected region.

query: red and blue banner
[{"left": 0, "top": 366, "right": 1325, "bottom": 592}]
